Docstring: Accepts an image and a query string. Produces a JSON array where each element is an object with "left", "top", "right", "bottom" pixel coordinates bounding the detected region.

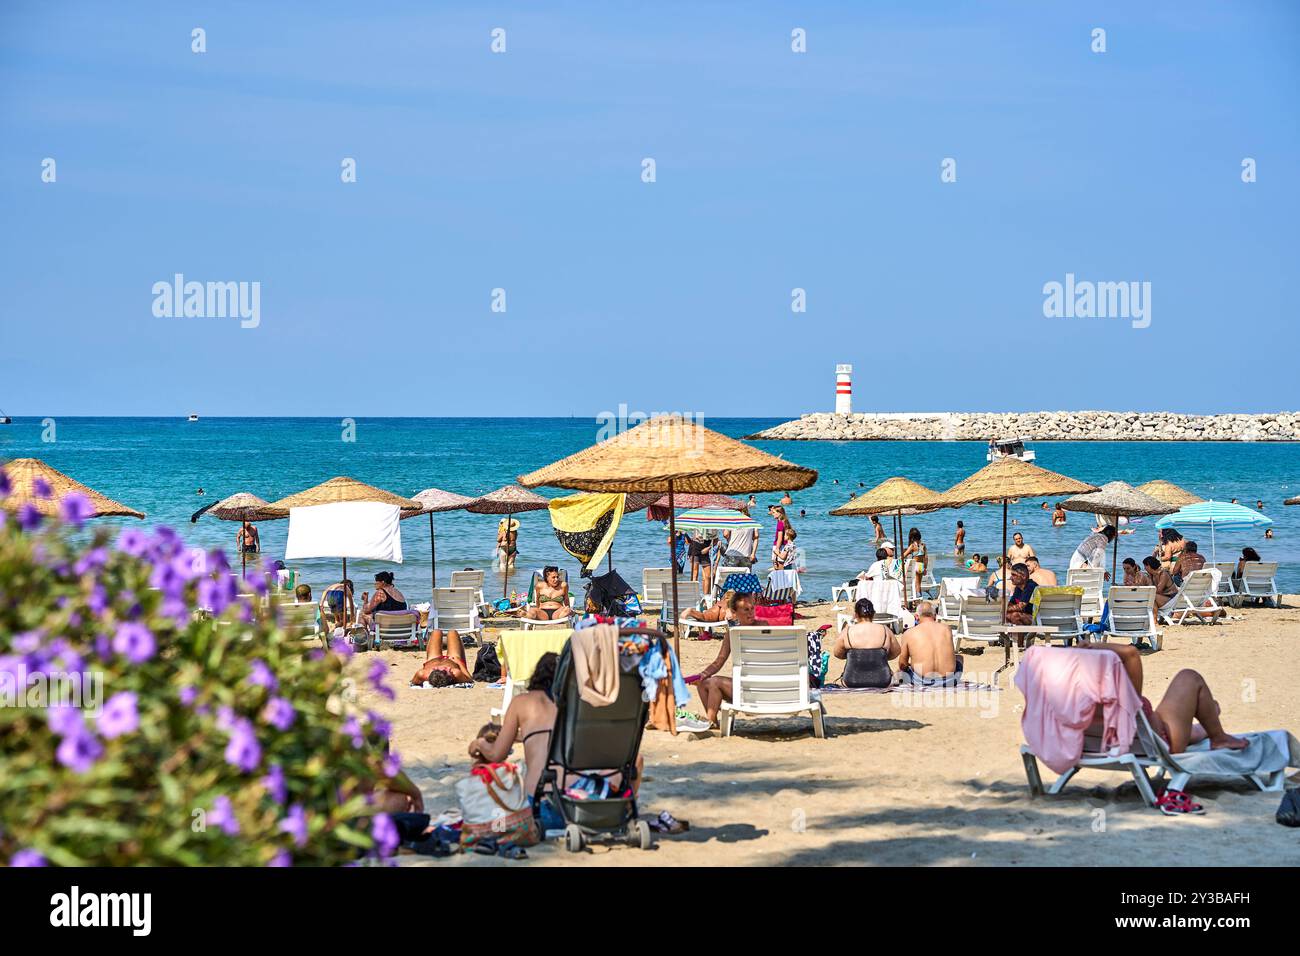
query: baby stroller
[{"left": 535, "top": 634, "right": 655, "bottom": 852}]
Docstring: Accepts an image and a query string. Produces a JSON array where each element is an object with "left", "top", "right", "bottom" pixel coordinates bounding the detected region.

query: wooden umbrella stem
[{"left": 668, "top": 480, "right": 680, "bottom": 659}]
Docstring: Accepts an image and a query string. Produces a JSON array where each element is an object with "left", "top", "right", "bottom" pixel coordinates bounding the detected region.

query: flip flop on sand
[
  {"left": 646, "top": 811, "right": 689, "bottom": 834},
  {"left": 1156, "top": 789, "right": 1205, "bottom": 815}
]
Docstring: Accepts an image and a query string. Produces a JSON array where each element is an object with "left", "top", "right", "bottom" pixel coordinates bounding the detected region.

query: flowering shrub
[{"left": 0, "top": 486, "right": 401, "bottom": 866}]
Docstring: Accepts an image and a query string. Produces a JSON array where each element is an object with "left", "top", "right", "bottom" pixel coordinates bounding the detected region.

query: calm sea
[{"left": 4, "top": 417, "right": 1297, "bottom": 600}]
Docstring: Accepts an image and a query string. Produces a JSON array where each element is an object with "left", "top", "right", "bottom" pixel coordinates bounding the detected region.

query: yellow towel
[
  {"left": 498, "top": 630, "right": 572, "bottom": 684},
  {"left": 548, "top": 492, "right": 625, "bottom": 572},
  {"left": 1030, "top": 585, "right": 1084, "bottom": 610}
]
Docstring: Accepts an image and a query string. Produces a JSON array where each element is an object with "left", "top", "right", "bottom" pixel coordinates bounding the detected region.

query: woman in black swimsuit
[{"left": 359, "top": 571, "right": 407, "bottom": 628}]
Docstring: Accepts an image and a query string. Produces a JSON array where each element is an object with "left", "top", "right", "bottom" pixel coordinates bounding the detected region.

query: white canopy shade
[{"left": 284, "top": 502, "right": 403, "bottom": 563}]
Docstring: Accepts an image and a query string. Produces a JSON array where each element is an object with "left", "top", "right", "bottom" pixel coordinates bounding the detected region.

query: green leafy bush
[{"left": 0, "top": 492, "right": 400, "bottom": 866}]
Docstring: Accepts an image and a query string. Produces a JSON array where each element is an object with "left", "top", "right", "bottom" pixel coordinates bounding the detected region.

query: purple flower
[
  {"left": 32, "top": 477, "right": 52, "bottom": 499},
  {"left": 342, "top": 716, "right": 364, "bottom": 748},
  {"left": 198, "top": 575, "right": 237, "bottom": 616},
  {"left": 87, "top": 585, "right": 109, "bottom": 615},
  {"left": 223, "top": 722, "right": 262, "bottom": 773},
  {"left": 279, "top": 804, "right": 308, "bottom": 847},
  {"left": 97, "top": 691, "right": 139, "bottom": 739},
  {"left": 262, "top": 696, "right": 296, "bottom": 732},
  {"left": 59, "top": 493, "right": 95, "bottom": 528},
  {"left": 371, "top": 813, "right": 399, "bottom": 857},
  {"left": 93, "top": 632, "right": 112, "bottom": 660},
  {"left": 262, "top": 764, "right": 287, "bottom": 804},
  {"left": 208, "top": 795, "right": 240, "bottom": 835},
  {"left": 382, "top": 750, "right": 402, "bottom": 778},
  {"left": 8, "top": 849, "right": 47, "bottom": 867},
  {"left": 116, "top": 528, "right": 150, "bottom": 557},
  {"left": 112, "top": 622, "right": 156, "bottom": 664},
  {"left": 0, "top": 469, "right": 11, "bottom": 497},
  {"left": 366, "top": 711, "right": 392, "bottom": 740},
  {"left": 178, "top": 685, "right": 198, "bottom": 707},
  {"left": 17, "top": 504, "right": 42, "bottom": 531},
  {"left": 329, "top": 637, "right": 355, "bottom": 660},
  {"left": 46, "top": 705, "right": 84, "bottom": 736},
  {"left": 56, "top": 728, "right": 104, "bottom": 773},
  {"left": 247, "top": 659, "right": 278, "bottom": 691},
  {"left": 368, "top": 660, "right": 395, "bottom": 701},
  {"left": 13, "top": 631, "right": 42, "bottom": 654},
  {"left": 268, "top": 849, "right": 291, "bottom": 867},
  {"left": 73, "top": 547, "right": 109, "bottom": 576}
]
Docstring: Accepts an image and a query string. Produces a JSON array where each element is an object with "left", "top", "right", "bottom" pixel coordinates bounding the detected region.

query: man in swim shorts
[{"left": 896, "top": 601, "right": 962, "bottom": 687}]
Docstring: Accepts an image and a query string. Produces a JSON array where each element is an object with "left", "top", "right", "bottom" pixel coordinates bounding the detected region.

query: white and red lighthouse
[{"left": 835, "top": 364, "right": 852, "bottom": 415}]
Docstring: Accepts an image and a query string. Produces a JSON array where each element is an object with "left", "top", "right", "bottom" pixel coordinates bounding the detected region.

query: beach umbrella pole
[
  {"left": 668, "top": 480, "right": 680, "bottom": 658},
  {"left": 434, "top": 515, "right": 444, "bottom": 598}
]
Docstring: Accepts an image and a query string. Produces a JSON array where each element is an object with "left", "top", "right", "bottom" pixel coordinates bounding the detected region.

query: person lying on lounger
[
  {"left": 522, "top": 566, "right": 570, "bottom": 621},
  {"left": 410, "top": 629, "right": 474, "bottom": 686},
  {"left": 895, "top": 601, "right": 961, "bottom": 687},
  {"left": 681, "top": 590, "right": 736, "bottom": 624}
]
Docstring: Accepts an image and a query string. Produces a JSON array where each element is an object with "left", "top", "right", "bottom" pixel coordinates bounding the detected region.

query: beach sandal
[
  {"left": 1155, "top": 789, "right": 1205, "bottom": 815},
  {"left": 497, "top": 842, "right": 528, "bottom": 860},
  {"left": 646, "top": 810, "right": 689, "bottom": 834}
]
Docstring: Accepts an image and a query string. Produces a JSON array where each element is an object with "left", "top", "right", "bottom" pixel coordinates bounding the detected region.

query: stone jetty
[{"left": 745, "top": 411, "right": 1300, "bottom": 442}]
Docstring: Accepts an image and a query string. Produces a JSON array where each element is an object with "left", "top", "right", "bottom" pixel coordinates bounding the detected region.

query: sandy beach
[{"left": 353, "top": 597, "right": 1300, "bottom": 867}]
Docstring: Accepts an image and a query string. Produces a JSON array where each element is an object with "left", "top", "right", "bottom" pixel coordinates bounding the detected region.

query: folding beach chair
[
  {"left": 371, "top": 610, "right": 424, "bottom": 651},
  {"left": 1211, "top": 562, "right": 1239, "bottom": 608},
  {"left": 520, "top": 569, "right": 576, "bottom": 630},
  {"left": 1158, "top": 569, "right": 1222, "bottom": 626},
  {"left": 1066, "top": 568, "right": 1105, "bottom": 622},
  {"left": 449, "top": 569, "right": 487, "bottom": 609},
  {"left": 719, "top": 626, "right": 824, "bottom": 739},
  {"left": 715, "top": 565, "right": 750, "bottom": 600},
  {"left": 490, "top": 629, "right": 572, "bottom": 720},
  {"left": 274, "top": 601, "right": 323, "bottom": 644},
  {"left": 1032, "top": 588, "right": 1085, "bottom": 647},
  {"left": 1103, "top": 586, "right": 1162, "bottom": 650},
  {"left": 1238, "top": 561, "right": 1279, "bottom": 608},
  {"left": 640, "top": 567, "right": 683, "bottom": 613},
  {"left": 431, "top": 586, "right": 484, "bottom": 646},
  {"left": 1018, "top": 648, "right": 1288, "bottom": 807},
  {"left": 954, "top": 595, "right": 1005, "bottom": 655},
  {"left": 659, "top": 581, "right": 722, "bottom": 640}
]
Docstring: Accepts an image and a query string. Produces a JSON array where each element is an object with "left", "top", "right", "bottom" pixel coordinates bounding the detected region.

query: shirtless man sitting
[
  {"left": 896, "top": 601, "right": 962, "bottom": 687},
  {"left": 1025, "top": 555, "right": 1057, "bottom": 587},
  {"left": 410, "top": 629, "right": 475, "bottom": 686}
]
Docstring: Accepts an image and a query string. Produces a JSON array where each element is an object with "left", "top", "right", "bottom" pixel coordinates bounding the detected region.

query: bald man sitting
[{"left": 896, "top": 601, "right": 963, "bottom": 688}]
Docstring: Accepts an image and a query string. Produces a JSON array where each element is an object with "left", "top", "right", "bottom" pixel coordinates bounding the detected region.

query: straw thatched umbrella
[
  {"left": 829, "top": 477, "right": 948, "bottom": 606},
  {"left": 1135, "top": 480, "right": 1204, "bottom": 509},
  {"left": 267, "top": 477, "right": 422, "bottom": 625},
  {"left": 519, "top": 416, "right": 817, "bottom": 653},
  {"left": 941, "top": 458, "right": 1098, "bottom": 628},
  {"left": 465, "top": 485, "right": 552, "bottom": 599},
  {"left": 1059, "top": 481, "right": 1176, "bottom": 583},
  {"left": 1, "top": 457, "right": 145, "bottom": 520},
  {"left": 1284, "top": 495, "right": 1298, "bottom": 506},
  {"left": 196, "top": 491, "right": 287, "bottom": 577},
  {"left": 404, "top": 488, "right": 475, "bottom": 595}
]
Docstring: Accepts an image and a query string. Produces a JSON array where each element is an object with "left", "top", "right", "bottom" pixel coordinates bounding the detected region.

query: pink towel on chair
[{"left": 1014, "top": 646, "right": 1141, "bottom": 774}]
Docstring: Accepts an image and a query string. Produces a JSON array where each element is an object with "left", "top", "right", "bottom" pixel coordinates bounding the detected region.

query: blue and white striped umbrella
[{"left": 1154, "top": 501, "right": 1271, "bottom": 560}]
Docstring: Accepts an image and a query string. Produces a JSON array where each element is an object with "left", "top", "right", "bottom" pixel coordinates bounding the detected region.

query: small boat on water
[
  {"left": 0, "top": 409, "right": 10, "bottom": 425},
  {"left": 986, "top": 437, "right": 1035, "bottom": 463},
  {"left": 187, "top": 414, "right": 199, "bottom": 422}
]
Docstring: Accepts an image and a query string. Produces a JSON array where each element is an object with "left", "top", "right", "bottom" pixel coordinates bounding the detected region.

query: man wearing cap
[{"left": 866, "top": 541, "right": 900, "bottom": 581}]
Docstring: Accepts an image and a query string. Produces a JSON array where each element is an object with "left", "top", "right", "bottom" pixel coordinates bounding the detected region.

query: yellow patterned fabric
[
  {"left": 1030, "top": 585, "right": 1084, "bottom": 610},
  {"left": 547, "top": 492, "right": 625, "bottom": 571}
]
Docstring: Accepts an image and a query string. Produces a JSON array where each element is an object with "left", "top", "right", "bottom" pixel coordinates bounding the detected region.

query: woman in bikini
[
  {"left": 1052, "top": 504, "right": 1067, "bottom": 526},
  {"left": 681, "top": 590, "right": 736, "bottom": 624},
  {"left": 523, "top": 566, "right": 570, "bottom": 621},
  {"left": 496, "top": 518, "right": 519, "bottom": 571},
  {"left": 410, "top": 629, "right": 475, "bottom": 686},
  {"left": 359, "top": 571, "right": 408, "bottom": 629},
  {"left": 903, "top": 526, "right": 927, "bottom": 600}
]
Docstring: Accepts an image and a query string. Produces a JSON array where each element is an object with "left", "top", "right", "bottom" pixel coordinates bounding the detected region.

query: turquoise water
[{"left": 3, "top": 418, "right": 1297, "bottom": 600}]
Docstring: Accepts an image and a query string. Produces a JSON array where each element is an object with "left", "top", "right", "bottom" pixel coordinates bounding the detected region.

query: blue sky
[{"left": 1, "top": 1, "right": 1296, "bottom": 417}]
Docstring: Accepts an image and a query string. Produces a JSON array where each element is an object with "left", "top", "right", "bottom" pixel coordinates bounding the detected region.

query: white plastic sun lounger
[{"left": 719, "top": 626, "right": 824, "bottom": 739}]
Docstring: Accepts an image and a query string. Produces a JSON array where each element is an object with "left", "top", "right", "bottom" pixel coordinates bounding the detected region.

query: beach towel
[
  {"left": 720, "top": 572, "right": 763, "bottom": 595},
  {"left": 548, "top": 492, "right": 624, "bottom": 572},
  {"left": 1029, "top": 584, "right": 1084, "bottom": 610},
  {"left": 569, "top": 623, "right": 620, "bottom": 707},
  {"left": 1172, "top": 730, "right": 1300, "bottom": 789},
  {"left": 497, "top": 630, "right": 571, "bottom": 684},
  {"left": 1015, "top": 646, "right": 1141, "bottom": 774}
]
